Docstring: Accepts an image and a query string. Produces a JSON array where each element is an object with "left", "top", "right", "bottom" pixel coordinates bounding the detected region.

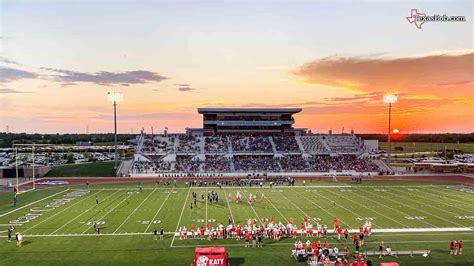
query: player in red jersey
[
  {"left": 333, "top": 217, "right": 339, "bottom": 232},
  {"left": 190, "top": 224, "right": 195, "bottom": 238},
  {"left": 337, "top": 226, "right": 343, "bottom": 240},
  {"left": 235, "top": 226, "right": 241, "bottom": 240},
  {"left": 344, "top": 228, "right": 349, "bottom": 240},
  {"left": 458, "top": 240, "right": 463, "bottom": 255},
  {"left": 352, "top": 233, "right": 358, "bottom": 245},
  {"left": 200, "top": 227, "right": 205, "bottom": 240},
  {"left": 449, "top": 241, "right": 455, "bottom": 255},
  {"left": 245, "top": 231, "right": 251, "bottom": 247}
]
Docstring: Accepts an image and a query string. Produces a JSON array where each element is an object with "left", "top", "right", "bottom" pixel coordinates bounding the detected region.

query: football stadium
[
  {"left": 1, "top": 1, "right": 473, "bottom": 266},
  {"left": 1, "top": 107, "right": 473, "bottom": 266}
]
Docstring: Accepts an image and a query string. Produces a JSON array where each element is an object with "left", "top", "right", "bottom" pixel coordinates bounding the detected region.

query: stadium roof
[{"left": 197, "top": 107, "right": 302, "bottom": 114}]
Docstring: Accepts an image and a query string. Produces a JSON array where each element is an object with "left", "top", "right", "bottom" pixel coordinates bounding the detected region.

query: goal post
[{"left": 12, "top": 143, "right": 54, "bottom": 194}]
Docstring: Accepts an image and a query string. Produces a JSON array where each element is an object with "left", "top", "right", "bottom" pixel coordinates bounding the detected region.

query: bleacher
[
  {"left": 300, "top": 136, "right": 330, "bottom": 154},
  {"left": 323, "top": 135, "right": 361, "bottom": 154},
  {"left": 130, "top": 132, "right": 381, "bottom": 176}
]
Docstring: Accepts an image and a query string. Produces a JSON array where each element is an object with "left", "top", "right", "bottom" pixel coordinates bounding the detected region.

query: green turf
[
  {"left": 45, "top": 161, "right": 116, "bottom": 177},
  {"left": 379, "top": 142, "right": 474, "bottom": 153},
  {"left": 1, "top": 180, "right": 473, "bottom": 265}
]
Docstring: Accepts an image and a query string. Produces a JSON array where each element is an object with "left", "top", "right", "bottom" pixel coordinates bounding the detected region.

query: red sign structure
[{"left": 194, "top": 247, "right": 228, "bottom": 266}]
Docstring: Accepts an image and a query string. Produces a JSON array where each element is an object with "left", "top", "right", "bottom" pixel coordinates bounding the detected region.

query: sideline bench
[{"left": 364, "top": 249, "right": 430, "bottom": 257}]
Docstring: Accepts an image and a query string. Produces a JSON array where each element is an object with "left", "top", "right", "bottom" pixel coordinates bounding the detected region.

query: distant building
[{"left": 195, "top": 107, "right": 303, "bottom": 135}]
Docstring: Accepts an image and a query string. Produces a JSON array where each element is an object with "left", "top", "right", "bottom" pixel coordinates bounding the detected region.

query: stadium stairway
[
  {"left": 319, "top": 137, "right": 333, "bottom": 153},
  {"left": 227, "top": 137, "right": 233, "bottom": 153},
  {"left": 172, "top": 136, "right": 179, "bottom": 153},
  {"left": 295, "top": 136, "right": 306, "bottom": 154},
  {"left": 268, "top": 136, "right": 278, "bottom": 154},
  {"left": 198, "top": 136, "right": 205, "bottom": 154},
  {"left": 373, "top": 159, "right": 394, "bottom": 173},
  {"left": 117, "top": 159, "right": 133, "bottom": 177}
]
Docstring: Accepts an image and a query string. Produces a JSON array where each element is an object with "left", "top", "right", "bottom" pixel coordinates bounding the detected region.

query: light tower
[
  {"left": 383, "top": 94, "right": 398, "bottom": 166},
  {"left": 107, "top": 92, "right": 123, "bottom": 172}
]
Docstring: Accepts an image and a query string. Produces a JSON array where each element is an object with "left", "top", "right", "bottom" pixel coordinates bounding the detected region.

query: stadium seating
[{"left": 130, "top": 133, "right": 382, "bottom": 175}]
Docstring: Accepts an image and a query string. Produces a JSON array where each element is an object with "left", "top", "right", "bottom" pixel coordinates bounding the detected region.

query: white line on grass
[
  {"left": 278, "top": 192, "right": 312, "bottom": 219},
  {"left": 1, "top": 227, "right": 471, "bottom": 239},
  {"left": 113, "top": 189, "right": 157, "bottom": 233},
  {"left": 81, "top": 191, "right": 135, "bottom": 234},
  {"left": 311, "top": 188, "right": 379, "bottom": 228},
  {"left": 260, "top": 189, "right": 289, "bottom": 223},
  {"left": 239, "top": 190, "right": 262, "bottom": 225},
  {"left": 380, "top": 189, "right": 465, "bottom": 227},
  {"left": 344, "top": 189, "right": 424, "bottom": 228},
  {"left": 144, "top": 188, "right": 173, "bottom": 233},
  {"left": 171, "top": 239, "right": 474, "bottom": 248},
  {"left": 359, "top": 188, "right": 438, "bottom": 228},
  {"left": 222, "top": 187, "right": 235, "bottom": 225},
  {"left": 50, "top": 190, "right": 121, "bottom": 235},
  {"left": 170, "top": 188, "right": 191, "bottom": 247},
  {"left": 320, "top": 187, "right": 408, "bottom": 228},
  {"left": 288, "top": 187, "right": 350, "bottom": 228},
  {"left": 23, "top": 190, "right": 103, "bottom": 234},
  {"left": 415, "top": 188, "right": 474, "bottom": 212},
  {"left": 392, "top": 187, "right": 474, "bottom": 216},
  {"left": 426, "top": 187, "right": 474, "bottom": 206},
  {"left": 0, "top": 189, "right": 69, "bottom": 218},
  {"left": 205, "top": 189, "right": 208, "bottom": 224}
]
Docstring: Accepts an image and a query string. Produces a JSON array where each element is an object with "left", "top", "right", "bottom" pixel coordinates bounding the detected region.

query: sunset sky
[{"left": 0, "top": 0, "right": 472, "bottom": 134}]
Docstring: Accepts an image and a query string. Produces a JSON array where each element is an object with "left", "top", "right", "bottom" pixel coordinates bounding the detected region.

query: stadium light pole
[
  {"left": 383, "top": 94, "right": 398, "bottom": 166},
  {"left": 15, "top": 147, "right": 19, "bottom": 192},
  {"left": 108, "top": 92, "right": 123, "bottom": 172}
]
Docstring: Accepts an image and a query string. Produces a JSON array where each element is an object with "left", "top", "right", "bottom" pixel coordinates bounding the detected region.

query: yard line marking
[
  {"left": 170, "top": 188, "right": 191, "bottom": 247},
  {"left": 343, "top": 189, "right": 418, "bottom": 228},
  {"left": 427, "top": 187, "right": 474, "bottom": 205},
  {"left": 23, "top": 190, "right": 103, "bottom": 233},
  {"left": 259, "top": 189, "right": 289, "bottom": 224},
  {"left": 382, "top": 189, "right": 466, "bottom": 227},
  {"left": 205, "top": 189, "right": 208, "bottom": 224},
  {"left": 417, "top": 188, "right": 474, "bottom": 210},
  {"left": 392, "top": 187, "right": 474, "bottom": 216},
  {"left": 239, "top": 190, "right": 262, "bottom": 225},
  {"left": 171, "top": 239, "right": 474, "bottom": 248},
  {"left": 321, "top": 188, "right": 408, "bottom": 228},
  {"left": 144, "top": 188, "right": 173, "bottom": 233},
  {"left": 311, "top": 188, "right": 380, "bottom": 228},
  {"left": 359, "top": 188, "right": 438, "bottom": 228},
  {"left": 81, "top": 191, "right": 135, "bottom": 234},
  {"left": 278, "top": 191, "right": 312, "bottom": 219},
  {"left": 288, "top": 187, "right": 350, "bottom": 228},
  {"left": 0, "top": 189, "right": 69, "bottom": 217},
  {"left": 222, "top": 187, "right": 235, "bottom": 225},
  {"left": 113, "top": 189, "right": 157, "bottom": 233},
  {"left": 50, "top": 190, "right": 121, "bottom": 235},
  {"left": 1, "top": 227, "right": 471, "bottom": 239}
]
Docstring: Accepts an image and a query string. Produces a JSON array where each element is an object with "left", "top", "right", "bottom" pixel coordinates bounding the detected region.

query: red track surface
[{"left": 21, "top": 174, "right": 474, "bottom": 190}]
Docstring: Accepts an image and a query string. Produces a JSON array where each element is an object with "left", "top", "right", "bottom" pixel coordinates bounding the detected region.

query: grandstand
[{"left": 129, "top": 108, "right": 386, "bottom": 177}]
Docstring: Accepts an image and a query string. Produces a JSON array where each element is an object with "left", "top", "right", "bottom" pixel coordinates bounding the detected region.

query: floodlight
[
  {"left": 383, "top": 94, "right": 398, "bottom": 104},
  {"left": 108, "top": 92, "right": 123, "bottom": 102}
]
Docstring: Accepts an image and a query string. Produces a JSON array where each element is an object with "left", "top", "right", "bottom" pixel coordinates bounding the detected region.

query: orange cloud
[
  {"left": 289, "top": 51, "right": 474, "bottom": 133},
  {"left": 293, "top": 51, "right": 474, "bottom": 97}
]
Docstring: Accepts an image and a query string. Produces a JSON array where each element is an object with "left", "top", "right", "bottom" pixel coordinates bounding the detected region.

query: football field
[{"left": 1, "top": 180, "right": 473, "bottom": 265}]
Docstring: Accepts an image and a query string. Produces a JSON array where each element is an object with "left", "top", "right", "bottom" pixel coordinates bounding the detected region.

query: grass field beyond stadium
[{"left": 1, "top": 180, "right": 473, "bottom": 265}]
